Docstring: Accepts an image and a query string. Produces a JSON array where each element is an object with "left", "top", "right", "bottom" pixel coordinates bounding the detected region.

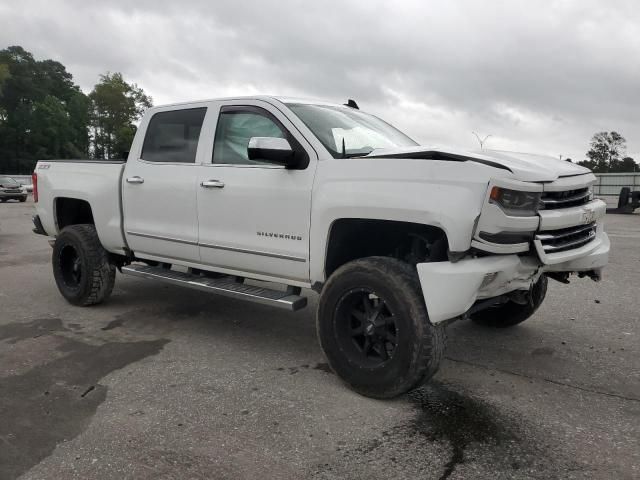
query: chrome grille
[
  {"left": 536, "top": 223, "right": 596, "bottom": 253},
  {"left": 540, "top": 188, "right": 590, "bottom": 210}
]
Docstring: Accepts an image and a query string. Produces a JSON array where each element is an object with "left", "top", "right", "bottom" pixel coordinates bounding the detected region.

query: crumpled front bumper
[{"left": 417, "top": 230, "right": 610, "bottom": 324}]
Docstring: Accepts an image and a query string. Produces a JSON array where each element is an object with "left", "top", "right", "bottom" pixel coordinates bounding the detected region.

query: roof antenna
[
  {"left": 344, "top": 99, "right": 359, "bottom": 109},
  {"left": 342, "top": 137, "right": 346, "bottom": 158}
]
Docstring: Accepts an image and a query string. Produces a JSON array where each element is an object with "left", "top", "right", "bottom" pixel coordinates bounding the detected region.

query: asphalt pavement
[{"left": 1, "top": 199, "right": 638, "bottom": 479}]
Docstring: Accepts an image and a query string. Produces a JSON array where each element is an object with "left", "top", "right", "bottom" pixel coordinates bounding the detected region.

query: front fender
[{"left": 309, "top": 158, "right": 495, "bottom": 283}]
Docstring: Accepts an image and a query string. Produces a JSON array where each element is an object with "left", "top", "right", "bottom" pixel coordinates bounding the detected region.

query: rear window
[{"left": 141, "top": 108, "right": 207, "bottom": 163}]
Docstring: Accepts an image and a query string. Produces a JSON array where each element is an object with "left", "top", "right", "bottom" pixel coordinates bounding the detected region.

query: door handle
[
  {"left": 126, "top": 176, "right": 144, "bottom": 184},
  {"left": 200, "top": 180, "right": 225, "bottom": 189}
]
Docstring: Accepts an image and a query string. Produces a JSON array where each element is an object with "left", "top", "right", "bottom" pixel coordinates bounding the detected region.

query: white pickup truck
[{"left": 32, "top": 96, "right": 609, "bottom": 398}]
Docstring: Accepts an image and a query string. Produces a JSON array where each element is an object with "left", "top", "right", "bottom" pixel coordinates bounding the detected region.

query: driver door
[{"left": 196, "top": 103, "right": 316, "bottom": 284}]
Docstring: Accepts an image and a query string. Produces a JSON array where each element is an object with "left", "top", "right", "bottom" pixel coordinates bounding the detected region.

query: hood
[{"left": 364, "top": 146, "right": 591, "bottom": 182}]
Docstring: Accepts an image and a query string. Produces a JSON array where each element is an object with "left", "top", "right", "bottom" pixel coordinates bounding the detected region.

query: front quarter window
[{"left": 287, "top": 103, "right": 417, "bottom": 158}]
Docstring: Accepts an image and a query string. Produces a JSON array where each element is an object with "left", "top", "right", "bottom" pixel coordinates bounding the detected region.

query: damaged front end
[{"left": 416, "top": 174, "right": 610, "bottom": 325}]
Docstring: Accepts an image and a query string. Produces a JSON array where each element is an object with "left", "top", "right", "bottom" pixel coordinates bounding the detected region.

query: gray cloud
[{"left": 1, "top": 0, "right": 638, "bottom": 161}]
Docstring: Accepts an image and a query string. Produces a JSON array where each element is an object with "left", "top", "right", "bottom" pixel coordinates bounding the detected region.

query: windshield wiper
[{"left": 340, "top": 139, "right": 373, "bottom": 158}]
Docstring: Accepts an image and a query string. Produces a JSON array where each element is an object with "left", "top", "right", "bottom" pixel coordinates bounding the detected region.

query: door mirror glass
[{"left": 248, "top": 137, "right": 296, "bottom": 166}]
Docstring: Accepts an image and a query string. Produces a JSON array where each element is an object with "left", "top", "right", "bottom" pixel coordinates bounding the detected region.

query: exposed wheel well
[
  {"left": 55, "top": 197, "right": 94, "bottom": 231},
  {"left": 324, "top": 219, "right": 449, "bottom": 278}
]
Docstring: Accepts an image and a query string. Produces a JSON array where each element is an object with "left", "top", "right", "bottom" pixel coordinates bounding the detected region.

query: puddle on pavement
[
  {"left": 312, "top": 380, "right": 571, "bottom": 479},
  {"left": 0, "top": 317, "right": 168, "bottom": 479},
  {"left": 101, "top": 317, "right": 125, "bottom": 331},
  {"left": 408, "top": 382, "right": 507, "bottom": 479},
  {"left": 0, "top": 317, "right": 66, "bottom": 343}
]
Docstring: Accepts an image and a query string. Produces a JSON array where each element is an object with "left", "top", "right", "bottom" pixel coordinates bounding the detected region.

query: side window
[
  {"left": 141, "top": 108, "right": 207, "bottom": 163},
  {"left": 212, "top": 110, "right": 286, "bottom": 165}
]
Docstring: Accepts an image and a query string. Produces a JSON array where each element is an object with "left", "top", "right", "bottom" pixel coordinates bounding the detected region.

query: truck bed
[{"left": 34, "top": 159, "right": 128, "bottom": 254}]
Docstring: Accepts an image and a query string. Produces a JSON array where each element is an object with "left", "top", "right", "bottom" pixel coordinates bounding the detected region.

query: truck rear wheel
[
  {"left": 317, "top": 257, "right": 446, "bottom": 399},
  {"left": 471, "top": 275, "right": 548, "bottom": 328},
  {"left": 52, "top": 224, "right": 116, "bottom": 306}
]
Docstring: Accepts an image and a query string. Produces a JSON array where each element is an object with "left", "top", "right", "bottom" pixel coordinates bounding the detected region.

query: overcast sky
[{"left": 1, "top": 0, "right": 638, "bottom": 161}]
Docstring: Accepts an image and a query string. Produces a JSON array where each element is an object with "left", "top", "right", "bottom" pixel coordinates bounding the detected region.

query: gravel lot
[{"left": 1, "top": 199, "right": 638, "bottom": 480}]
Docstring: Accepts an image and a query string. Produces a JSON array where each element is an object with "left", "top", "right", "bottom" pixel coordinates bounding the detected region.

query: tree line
[
  {"left": 0, "top": 46, "right": 151, "bottom": 174},
  {"left": 574, "top": 131, "right": 637, "bottom": 173}
]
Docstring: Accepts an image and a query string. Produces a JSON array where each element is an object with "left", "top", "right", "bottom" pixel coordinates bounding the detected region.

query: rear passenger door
[{"left": 122, "top": 106, "right": 207, "bottom": 262}]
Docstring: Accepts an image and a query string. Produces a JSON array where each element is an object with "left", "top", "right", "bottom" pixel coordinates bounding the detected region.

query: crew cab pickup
[{"left": 32, "top": 96, "right": 609, "bottom": 398}]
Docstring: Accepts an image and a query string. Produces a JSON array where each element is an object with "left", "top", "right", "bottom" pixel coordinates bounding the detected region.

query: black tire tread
[
  {"left": 318, "top": 256, "right": 446, "bottom": 398},
  {"left": 53, "top": 224, "right": 115, "bottom": 306}
]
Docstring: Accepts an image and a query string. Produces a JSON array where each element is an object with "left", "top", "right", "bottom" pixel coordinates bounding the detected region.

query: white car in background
[{"left": 0, "top": 176, "right": 28, "bottom": 202}]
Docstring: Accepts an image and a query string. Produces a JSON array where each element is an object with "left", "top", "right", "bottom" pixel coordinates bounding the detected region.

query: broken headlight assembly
[{"left": 489, "top": 186, "right": 541, "bottom": 217}]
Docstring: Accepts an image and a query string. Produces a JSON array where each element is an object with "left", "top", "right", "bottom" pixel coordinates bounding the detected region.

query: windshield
[
  {"left": 287, "top": 104, "right": 418, "bottom": 158},
  {"left": 0, "top": 176, "right": 18, "bottom": 185}
]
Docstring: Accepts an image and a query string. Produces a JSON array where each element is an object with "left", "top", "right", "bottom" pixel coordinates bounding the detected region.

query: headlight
[{"left": 489, "top": 187, "right": 541, "bottom": 217}]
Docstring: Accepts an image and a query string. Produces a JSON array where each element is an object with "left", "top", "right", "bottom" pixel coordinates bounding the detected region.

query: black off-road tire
[
  {"left": 618, "top": 187, "right": 631, "bottom": 208},
  {"left": 19, "top": 196, "right": 27, "bottom": 202},
  {"left": 52, "top": 224, "right": 116, "bottom": 306},
  {"left": 471, "top": 275, "right": 548, "bottom": 328},
  {"left": 317, "top": 257, "right": 446, "bottom": 399}
]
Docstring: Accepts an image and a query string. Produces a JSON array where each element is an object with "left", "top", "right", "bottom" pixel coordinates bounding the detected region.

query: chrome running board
[{"left": 121, "top": 264, "right": 307, "bottom": 311}]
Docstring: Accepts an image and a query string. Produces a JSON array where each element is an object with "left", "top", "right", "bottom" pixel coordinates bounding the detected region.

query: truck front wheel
[
  {"left": 52, "top": 224, "right": 116, "bottom": 306},
  {"left": 317, "top": 257, "right": 446, "bottom": 399},
  {"left": 471, "top": 275, "right": 548, "bottom": 328}
]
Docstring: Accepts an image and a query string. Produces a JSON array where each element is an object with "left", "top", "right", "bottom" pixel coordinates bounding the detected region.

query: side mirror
[{"left": 248, "top": 137, "right": 296, "bottom": 167}]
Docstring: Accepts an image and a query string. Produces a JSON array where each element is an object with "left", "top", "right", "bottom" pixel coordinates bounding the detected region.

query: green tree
[
  {"left": 0, "top": 46, "right": 90, "bottom": 172},
  {"left": 0, "top": 63, "right": 9, "bottom": 96},
  {"left": 617, "top": 156, "right": 638, "bottom": 172},
  {"left": 89, "top": 72, "right": 152, "bottom": 159},
  {"left": 578, "top": 131, "right": 626, "bottom": 173},
  {"left": 30, "top": 95, "right": 83, "bottom": 159},
  {"left": 0, "top": 63, "right": 9, "bottom": 123}
]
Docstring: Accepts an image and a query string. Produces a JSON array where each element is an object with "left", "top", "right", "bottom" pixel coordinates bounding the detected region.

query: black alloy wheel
[
  {"left": 59, "top": 244, "right": 83, "bottom": 289},
  {"left": 334, "top": 288, "right": 398, "bottom": 367}
]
